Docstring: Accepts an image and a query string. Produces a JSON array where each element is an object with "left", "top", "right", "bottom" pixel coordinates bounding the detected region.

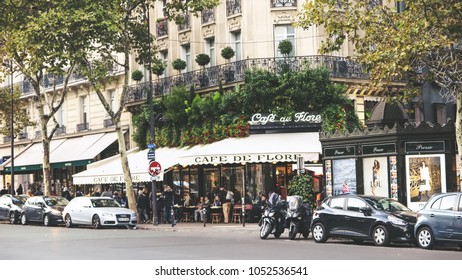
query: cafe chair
[
  {"left": 182, "top": 212, "right": 191, "bottom": 223},
  {"left": 232, "top": 205, "right": 242, "bottom": 224},
  {"left": 211, "top": 212, "right": 222, "bottom": 223}
]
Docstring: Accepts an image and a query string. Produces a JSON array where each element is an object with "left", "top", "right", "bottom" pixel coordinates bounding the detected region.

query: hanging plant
[{"left": 131, "top": 70, "right": 144, "bottom": 81}]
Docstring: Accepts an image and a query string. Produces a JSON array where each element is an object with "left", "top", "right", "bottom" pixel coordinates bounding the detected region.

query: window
[
  {"left": 439, "top": 195, "right": 456, "bottom": 211},
  {"left": 107, "top": 90, "right": 117, "bottom": 112},
  {"left": 206, "top": 38, "right": 216, "bottom": 66},
  {"left": 347, "top": 198, "right": 367, "bottom": 212},
  {"left": 56, "top": 101, "right": 64, "bottom": 126},
  {"left": 329, "top": 197, "right": 345, "bottom": 210},
  {"left": 231, "top": 31, "right": 241, "bottom": 61},
  {"left": 435, "top": 104, "right": 447, "bottom": 124},
  {"left": 80, "top": 96, "right": 88, "bottom": 124},
  {"left": 414, "top": 104, "right": 424, "bottom": 122},
  {"left": 160, "top": 51, "right": 169, "bottom": 77},
  {"left": 182, "top": 44, "right": 191, "bottom": 71},
  {"left": 274, "top": 25, "right": 295, "bottom": 57},
  {"left": 396, "top": 1, "right": 406, "bottom": 13}
]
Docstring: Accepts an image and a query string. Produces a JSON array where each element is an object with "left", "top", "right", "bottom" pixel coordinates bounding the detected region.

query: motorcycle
[
  {"left": 286, "top": 195, "right": 311, "bottom": 240},
  {"left": 258, "top": 193, "right": 287, "bottom": 239}
]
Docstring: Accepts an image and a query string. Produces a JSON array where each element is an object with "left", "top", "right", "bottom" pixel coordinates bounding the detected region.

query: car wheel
[
  {"left": 373, "top": 225, "right": 390, "bottom": 246},
  {"left": 65, "top": 214, "right": 73, "bottom": 228},
  {"left": 20, "top": 213, "right": 27, "bottom": 225},
  {"left": 43, "top": 214, "right": 50, "bottom": 227},
  {"left": 312, "top": 222, "right": 327, "bottom": 243},
  {"left": 9, "top": 212, "right": 16, "bottom": 224},
  {"left": 92, "top": 215, "right": 101, "bottom": 229},
  {"left": 417, "top": 227, "right": 435, "bottom": 250}
]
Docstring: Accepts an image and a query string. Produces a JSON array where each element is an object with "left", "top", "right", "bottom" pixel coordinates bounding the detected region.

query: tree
[
  {"left": 297, "top": 0, "right": 462, "bottom": 163},
  {"left": 0, "top": 0, "right": 116, "bottom": 195},
  {"left": 0, "top": 86, "right": 34, "bottom": 136}
]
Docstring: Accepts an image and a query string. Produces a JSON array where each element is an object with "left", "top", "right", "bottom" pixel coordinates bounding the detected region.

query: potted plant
[
  {"left": 278, "top": 39, "right": 293, "bottom": 72},
  {"left": 172, "top": 58, "right": 186, "bottom": 74},
  {"left": 195, "top": 53, "right": 210, "bottom": 87},
  {"left": 131, "top": 69, "right": 144, "bottom": 82},
  {"left": 221, "top": 46, "right": 235, "bottom": 82},
  {"left": 152, "top": 59, "right": 165, "bottom": 77}
]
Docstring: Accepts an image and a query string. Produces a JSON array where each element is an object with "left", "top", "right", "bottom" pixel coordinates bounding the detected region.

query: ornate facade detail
[
  {"left": 273, "top": 11, "right": 295, "bottom": 24},
  {"left": 202, "top": 25, "right": 215, "bottom": 38},
  {"left": 228, "top": 16, "right": 241, "bottom": 31},
  {"left": 157, "top": 39, "right": 168, "bottom": 51},
  {"left": 178, "top": 33, "right": 191, "bottom": 45}
]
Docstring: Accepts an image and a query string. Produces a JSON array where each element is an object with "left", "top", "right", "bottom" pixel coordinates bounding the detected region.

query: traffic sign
[
  {"left": 147, "top": 149, "right": 155, "bottom": 161},
  {"left": 147, "top": 143, "right": 156, "bottom": 149},
  {"left": 148, "top": 161, "right": 162, "bottom": 176}
]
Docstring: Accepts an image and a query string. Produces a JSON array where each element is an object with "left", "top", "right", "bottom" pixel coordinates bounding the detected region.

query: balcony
[
  {"left": 18, "top": 132, "right": 28, "bottom": 140},
  {"left": 56, "top": 125, "right": 66, "bottom": 135},
  {"left": 177, "top": 14, "right": 190, "bottom": 32},
  {"left": 125, "top": 55, "right": 369, "bottom": 104},
  {"left": 3, "top": 136, "right": 11, "bottom": 144},
  {"left": 76, "top": 123, "right": 89, "bottom": 132},
  {"left": 271, "top": 0, "right": 297, "bottom": 8},
  {"left": 226, "top": 0, "right": 241, "bottom": 16},
  {"left": 201, "top": 8, "right": 215, "bottom": 24},
  {"left": 156, "top": 18, "right": 168, "bottom": 37}
]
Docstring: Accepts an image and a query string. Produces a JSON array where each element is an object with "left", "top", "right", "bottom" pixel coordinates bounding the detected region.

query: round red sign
[{"left": 148, "top": 161, "right": 162, "bottom": 176}]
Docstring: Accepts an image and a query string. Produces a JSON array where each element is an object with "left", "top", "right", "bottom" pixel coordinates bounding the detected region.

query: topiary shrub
[
  {"left": 221, "top": 46, "right": 235, "bottom": 61},
  {"left": 278, "top": 39, "right": 293, "bottom": 57},
  {"left": 131, "top": 70, "right": 144, "bottom": 82},
  {"left": 172, "top": 58, "right": 187, "bottom": 74},
  {"left": 195, "top": 53, "right": 210, "bottom": 69}
]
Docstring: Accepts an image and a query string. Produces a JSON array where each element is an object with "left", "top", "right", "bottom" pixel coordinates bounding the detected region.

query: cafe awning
[
  {"left": 72, "top": 147, "right": 185, "bottom": 185},
  {"left": 2, "top": 132, "right": 118, "bottom": 173},
  {"left": 178, "top": 132, "right": 322, "bottom": 166}
]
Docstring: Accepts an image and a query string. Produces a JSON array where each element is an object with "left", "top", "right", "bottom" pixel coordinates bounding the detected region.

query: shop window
[
  {"left": 414, "top": 104, "right": 424, "bottom": 122},
  {"left": 222, "top": 166, "right": 245, "bottom": 203},
  {"left": 204, "top": 167, "right": 220, "bottom": 196},
  {"left": 435, "top": 104, "right": 447, "bottom": 124}
]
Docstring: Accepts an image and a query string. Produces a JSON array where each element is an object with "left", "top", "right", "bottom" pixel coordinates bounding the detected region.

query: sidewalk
[{"left": 136, "top": 221, "right": 260, "bottom": 233}]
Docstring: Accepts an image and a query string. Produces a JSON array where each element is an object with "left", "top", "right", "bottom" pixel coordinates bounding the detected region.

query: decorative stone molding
[
  {"left": 157, "top": 39, "right": 168, "bottom": 51},
  {"left": 273, "top": 11, "right": 295, "bottom": 24},
  {"left": 178, "top": 33, "right": 191, "bottom": 45},
  {"left": 228, "top": 16, "right": 241, "bottom": 32},
  {"left": 202, "top": 25, "right": 215, "bottom": 38}
]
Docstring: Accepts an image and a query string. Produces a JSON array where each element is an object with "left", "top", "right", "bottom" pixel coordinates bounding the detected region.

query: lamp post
[
  {"left": 2, "top": 60, "right": 14, "bottom": 194},
  {"left": 146, "top": 5, "right": 158, "bottom": 226}
]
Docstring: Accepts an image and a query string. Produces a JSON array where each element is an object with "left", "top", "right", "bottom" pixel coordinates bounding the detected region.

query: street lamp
[
  {"left": 146, "top": 5, "right": 159, "bottom": 226},
  {"left": 2, "top": 60, "right": 14, "bottom": 194}
]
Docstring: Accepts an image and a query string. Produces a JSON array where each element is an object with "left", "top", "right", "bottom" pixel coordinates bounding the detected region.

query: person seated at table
[
  {"left": 194, "top": 197, "right": 205, "bottom": 222},
  {"left": 212, "top": 195, "right": 221, "bottom": 206}
]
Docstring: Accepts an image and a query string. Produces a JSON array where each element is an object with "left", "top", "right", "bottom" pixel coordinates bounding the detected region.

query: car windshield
[
  {"left": 363, "top": 197, "right": 411, "bottom": 212},
  {"left": 91, "top": 199, "right": 120, "bottom": 208},
  {"left": 44, "top": 197, "right": 68, "bottom": 207},
  {"left": 12, "top": 196, "right": 24, "bottom": 206}
]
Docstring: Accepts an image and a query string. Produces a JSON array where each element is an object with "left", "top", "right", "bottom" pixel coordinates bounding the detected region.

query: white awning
[
  {"left": 72, "top": 147, "right": 185, "bottom": 185},
  {"left": 178, "top": 132, "right": 321, "bottom": 166}
]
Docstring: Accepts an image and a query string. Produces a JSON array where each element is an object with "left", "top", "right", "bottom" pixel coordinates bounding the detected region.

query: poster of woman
[
  {"left": 332, "top": 159, "right": 356, "bottom": 195},
  {"left": 405, "top": 154, "right": 446, "bottom": 211},
  {"left": 363, "top": 157, "right": 389, "bottom": 197}
]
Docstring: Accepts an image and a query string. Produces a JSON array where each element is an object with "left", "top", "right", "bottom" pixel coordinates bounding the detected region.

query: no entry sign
[{"left": 148, "top": 161, "right": 162, "bottom": 176}]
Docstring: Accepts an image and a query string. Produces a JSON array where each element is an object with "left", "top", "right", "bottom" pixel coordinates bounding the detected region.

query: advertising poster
[
  {"left": 363, "top": 157, "right": 389, "bottom": 197},
  {"left": 332, "top": 158, "right": 356, "bottom": 195},
  {"left": 389, "top": 156, "right": 398, "bottom": 199},
  {"left": 325, "top": 160, "right": 333, "bottom": 197},
  {"left": 406, "top": 154, "right": 446, "bottom": 211}
]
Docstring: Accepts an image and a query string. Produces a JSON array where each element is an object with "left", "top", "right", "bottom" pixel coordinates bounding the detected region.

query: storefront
[{"left": 320, "top": 120, "right": 457, "bottom": 211}]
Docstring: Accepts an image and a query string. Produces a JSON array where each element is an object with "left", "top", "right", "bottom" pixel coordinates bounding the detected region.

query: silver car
[{"left": 62, "top": 196, "right": 137, "bottom": 229}]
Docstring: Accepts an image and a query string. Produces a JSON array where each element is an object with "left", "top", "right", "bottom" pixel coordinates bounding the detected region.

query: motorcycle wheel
[
  {"left": 289, "top": 221, "right": 298, "bottom": 240},
  {"left": 260, "top": 221, "right": 272, "bottom": 239}
]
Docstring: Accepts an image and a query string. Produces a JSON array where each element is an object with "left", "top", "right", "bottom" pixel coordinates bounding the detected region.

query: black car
[
  {"left": 414, "top": 192, "right": 462, "bottom": 249},
  {"left": 311, "top": 194, "right": 416, "bottom": 246},
  {"left": 0, "top": 194, "right": 27, "bottom": 224},
  {"left": 21, "top": 196, "right": 69, "bottom": 226}
]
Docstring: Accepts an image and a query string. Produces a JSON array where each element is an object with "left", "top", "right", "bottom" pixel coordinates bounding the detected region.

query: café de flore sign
[{"left": 249, "top": 112, "right": 322, "bottom": 129}]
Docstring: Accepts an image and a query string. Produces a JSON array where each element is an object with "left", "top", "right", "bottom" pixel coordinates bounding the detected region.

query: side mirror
[{"left": 359, "top": 207, "right": 372, "bottom": 216}]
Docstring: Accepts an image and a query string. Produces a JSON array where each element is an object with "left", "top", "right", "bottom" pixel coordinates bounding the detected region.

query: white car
[{"left": 62, "top": 197, "right": 137, "bottom": 229}]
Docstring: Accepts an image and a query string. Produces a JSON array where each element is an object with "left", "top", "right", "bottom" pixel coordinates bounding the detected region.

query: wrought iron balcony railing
[
  {"left": 125, "top": 55, "right": 369, "bottom": 104},
  {"left": 201, "top": 8, "right": 215, "bottom": 24},
  {"left": 271, "top": 0, "right": 297, "bottom": 8},
  {"left": 76, "top": 122, "right": 89, "bottom": 132},
  {"left": 156, "top": 18, "right": 168, "bottom": 37},
  {"left": 226, "top": 0, "right": 241, "bottom": 16},
  {"left": 177, "top": 13, "right": 191, "bottom": 31}
]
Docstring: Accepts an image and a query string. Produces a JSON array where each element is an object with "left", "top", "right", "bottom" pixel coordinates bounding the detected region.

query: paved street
[{"left": 0, "top": 222, "right": 460, "bottom": 260}]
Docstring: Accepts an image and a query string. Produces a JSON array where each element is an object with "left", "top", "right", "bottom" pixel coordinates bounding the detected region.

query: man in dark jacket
[{"left": 137, "top": 187, "right": 150, "bottom": 223}]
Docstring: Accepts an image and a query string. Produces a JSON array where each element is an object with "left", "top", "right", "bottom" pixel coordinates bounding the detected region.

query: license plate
[{"left": 118, "top": 218, "right": 129, "bottom": 222}]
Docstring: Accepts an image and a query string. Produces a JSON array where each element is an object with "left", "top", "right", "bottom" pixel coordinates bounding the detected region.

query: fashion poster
[
  {"left": 332, "top": 158, "right": 356, "bottom": 195},
  {"left": 405, "top": 154, "right": 446, "bottom": 211},
  {"left": 363, "top": 157, "right": 389, "bottom": 197}
]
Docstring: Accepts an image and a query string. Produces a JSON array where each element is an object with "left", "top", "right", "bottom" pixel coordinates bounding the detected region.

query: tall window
[
  {"left": 231, "top": 31, "right": 241, "bottom": 61},
  {"left": 160, "top": 50, "right": 169, "bottom": 77},
  {"left": 56, "top": 101, "right": 64, "bottom": 127},
  {"left": 182, "top": 44, "right": 191, "bottom": 71},
  {"left": 206, "top": 38, "right": 216, "bottom": 66},
  {"left": 107, "top": 90, "right": 117, "bottom": 112},
  {"left": 396, "top": 1, "right": 406, "bottom": 13},
  {"left": 80, "top": 96, "right": 88, "bottom": 125},
  {"left": 274, "top": 25, "right": 295, "bottom": 57},
  {"left": 435, "top": 104, "right": 447, "bottom": 124},
  {"left": 414, "top": 104, "right": 424, "bottom": 123}
]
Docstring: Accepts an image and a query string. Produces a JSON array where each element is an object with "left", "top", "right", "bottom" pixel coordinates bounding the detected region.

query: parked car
[
  {"left": 311, "top": 194, "right": 416, "bottom": 246},
  {"left": 414, "top": 192, "right": 462, "bottom": 249},
  {"left": 21, "top": 196, "right": 69, "bottom": 226},
  {"left": 62, "top": 196, "right": 137, "bottom": 229},
  {"left": 0, "top": 194, "right": 27, "bottom": 224}
]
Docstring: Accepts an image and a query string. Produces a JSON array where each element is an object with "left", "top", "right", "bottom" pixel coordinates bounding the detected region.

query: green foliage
[
  {"left": 221, "top": 46, "right": 235, "bottom": 61},
  {"left": 152, "top": 58, "right": 166, "bottom": 76},
  {"left": 131, "top": 70, "right": 144, "bottom": 81},
  {"left": 288, "top": 174, "right": 316, "bottom": 209},
  {"left": 172, "top": 58, "right": 187, "bottom": 72},
  {"left": 278, "top": 40, "right": 293, "bottom": 57},
  {"left": 0, "top": 86, "right": 35, "bottom": 136},
  {"left": 195, "top": 53, "right": 211, "bottom": 68}
]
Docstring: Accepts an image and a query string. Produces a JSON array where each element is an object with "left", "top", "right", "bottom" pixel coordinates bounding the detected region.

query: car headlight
[
  {"left": 102, "top": 213, "right": 114, "bottom": 217},
  {"left": 51, "top": 209, "right": 61, "bottom": 215},
  {"left": 131, "top": 213, "right": 137, "bottom": 219},
  {"left": 388, "top": 215, "right": 406, "bottom": 226}
]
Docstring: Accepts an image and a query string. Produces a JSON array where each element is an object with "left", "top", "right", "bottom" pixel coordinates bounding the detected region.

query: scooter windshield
[{"left": 288, "top": 195, "right": 302, "bottom": 211}]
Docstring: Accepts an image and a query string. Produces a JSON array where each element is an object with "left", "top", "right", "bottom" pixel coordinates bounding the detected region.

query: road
[{"left": 0, "top": 223, "right": 460, "bottom": 260}]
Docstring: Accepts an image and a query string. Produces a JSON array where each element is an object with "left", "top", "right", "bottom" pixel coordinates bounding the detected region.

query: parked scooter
[
  {"left": 259, "top": 193, "right": 287, "bottom": 239},
  {"left": 286, "top": 195, "right": 311, "bottom": 240}
]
